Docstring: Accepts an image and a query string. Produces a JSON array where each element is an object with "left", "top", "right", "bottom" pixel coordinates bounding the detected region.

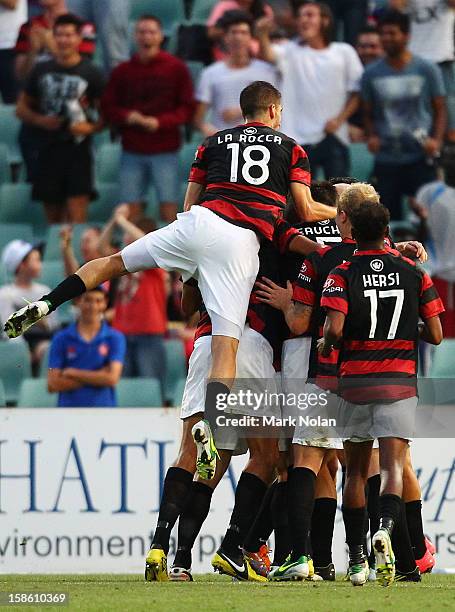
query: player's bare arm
[
  {"left": 290, "top": 182, "right": 337, "bottom": 222},
  {"left": 419, "top": 316, "right": 443, "bottom": 345},
  {"left": 255, "top": 277, "right": 313, "bottom": 335},
  {"left": 184, "top": 182, "right": 205, "bottom": 212},
  {"left": 319, "top": 309, "right": 345, "bottom": 357},
  {"left": 181, "top": 281, "right": 203, "bottom": 318}
]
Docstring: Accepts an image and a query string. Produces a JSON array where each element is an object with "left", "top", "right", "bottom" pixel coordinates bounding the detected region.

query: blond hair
[{"left": 337, "top": 183, "right": 380, "bottom": 217}]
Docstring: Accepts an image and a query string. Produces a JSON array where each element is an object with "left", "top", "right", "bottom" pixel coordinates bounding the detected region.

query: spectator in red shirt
[
  {"left": 15, "top": 0, "right": 96, "bottom": 82},
  {"left": 101, "top": 15, "right": 195, "bottom": 224},
  {"left": 98, "top": 204, "right": 169, "bottom": 390}
]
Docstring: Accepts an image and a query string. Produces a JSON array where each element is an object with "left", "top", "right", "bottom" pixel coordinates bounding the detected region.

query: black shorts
[
  {"left": 32, "top": 139, "right": 95, "bottom": 204},
  {"left": 373, "top": 158, "right": 436, "bottom": 220}
]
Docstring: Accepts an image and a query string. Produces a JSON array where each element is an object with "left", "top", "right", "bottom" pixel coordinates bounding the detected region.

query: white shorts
[
  {"left": 338, "top": 396, "right": 418, "bottom": 442},
  {"left": 292, "top": 383, "right": 342, "bottom": 450},
  {"left": 121, "top": 206, "right": 260, "bottom": 339},
  {"left": 180, "top": 325, "right": 278, "bottom": 420}
]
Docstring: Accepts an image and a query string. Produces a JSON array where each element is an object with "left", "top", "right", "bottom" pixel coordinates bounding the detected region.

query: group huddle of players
[
  {"left": 3, "top": 81, "right": 444, "bottom": 590},
  {"left": 145, "top": 178, "right": 443, "bottom": 587}
]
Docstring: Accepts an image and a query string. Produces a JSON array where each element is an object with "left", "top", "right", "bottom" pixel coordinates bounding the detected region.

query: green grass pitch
[{"left": 2, "top": 574, "right": 455, "bottom": 611}]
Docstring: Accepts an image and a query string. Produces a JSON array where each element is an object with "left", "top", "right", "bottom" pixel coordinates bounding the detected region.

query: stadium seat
[
  {"left": 43, "top": 224, "right": 93, "bottom": 262},
  {"left": 430, "top": 340, "right": 455, "bottom": 377},
  {"left": 0, "top": 105, "right": 21, "bottom": 163},
  {"left": 178, "top": 142, "right": 198, "bottom": 184},
  {"left": 0, "top": 182, "right": 47, "bottom": 235},
  {"left": 0, "top": 143, "right": 11, "bottom": 184},
  {"left": 349, "top": 142, "right": 374, "bottom": 182},
  {"left": 17, "top": 378, "right": 57, "bottom": 408},
  {"left": 0, "top": 379, "right": 6, "bottom": 407},
  {"left": 39, "top": 260, "right": 65, "bottom": 288},
  {"left": 117, "top": 378, "right": 163, "bottom": 407},
  {"left": 191, "top": 0, "right": 216, "bottom": 21},
  {"left": 0, "top": 341, "right": 32, "bottom": 403},
  {"left": 164, "top": 339, "right": 187, "bottom": 402},
  {"left": 186, "top": 60, "right": 204, "bottom": 87},
  {"left": 95, "top": 143, "right": 122, "bottom": 183},
  {"left": 89, "top": 182, "right": 119, "bottom": 222},
  {"left": 0, "top": 223, "right": 34, "bottom": 254},
  {"left": 130, "top": 0, "right": 185, "bottom": 34}
]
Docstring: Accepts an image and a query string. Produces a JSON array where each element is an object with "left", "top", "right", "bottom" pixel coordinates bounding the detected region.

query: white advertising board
[{"left": 0, "top": 409, "right": 454, "bottom": 573}]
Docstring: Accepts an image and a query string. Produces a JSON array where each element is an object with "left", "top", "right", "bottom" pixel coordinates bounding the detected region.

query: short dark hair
[
  {"left": 137, "top": 14, "right": 162, "bottom": 28},
  {"left": 441, "top": 142, "right": 455, "bottom": 188},
  {"left": 220, "top": 10, "right": 253, "bottom": 33},
  {"left": 295, "top": 1, "right": 334, "bottom": 45},
  {"left": 310, "top": 180, "right": 338, "bottom": 208},
  {"left": 378, "top": 9, "right": 410, "bottom": 34},
  {"left": 53, "top": 13, "right": 84, "bottom": 33},
  {"left": 240, "top": 81, "right": 281, "bottom": 119},
  {"left": 328, "top": 176, "right": 358, "bottom": 185},
  {"left": 357, "top": 24, "right": 380, "bottom": 39},
  {"left": 350, "top": 201, "right": 390, "bottom": 242}
]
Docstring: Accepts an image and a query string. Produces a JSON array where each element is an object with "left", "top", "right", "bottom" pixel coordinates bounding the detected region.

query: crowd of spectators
[{"left": 1, "top": 0, "right": 455, "bottom": 406}]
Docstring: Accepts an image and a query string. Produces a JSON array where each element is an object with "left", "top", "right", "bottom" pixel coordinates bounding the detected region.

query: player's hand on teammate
[
  {"left": 398, "top": 241, "right": 428, "bottom": 263},
  {"left": 317, "top": 337, "right": 333, "bottom": 358},
  {"left": 423, "top": 137, "right": 441, "bottom": 158},
  {"left": 255, "top": 277, "right": 292, "bottom": 311}
]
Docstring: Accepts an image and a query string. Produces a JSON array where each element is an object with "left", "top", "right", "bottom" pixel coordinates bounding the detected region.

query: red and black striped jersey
[
  {"left": 321, "top": 249, "right": 445, "bottom": 403},
  {"left": 189, "top": 122, "right": 311, "bottom": 242},
  {"left": 292, "top": 238, "right": 357, "bottom": 389}
]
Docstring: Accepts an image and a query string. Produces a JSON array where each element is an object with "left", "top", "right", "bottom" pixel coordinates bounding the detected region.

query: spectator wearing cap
[
  {"left": 101, "top": 15, "right": 195, "bottom": 224},
  {"left": 0, "top": 239, "right": 59, "bottom": 369},
  {"left": 47, "top": 285, "right": 126, "bottom": 407}
]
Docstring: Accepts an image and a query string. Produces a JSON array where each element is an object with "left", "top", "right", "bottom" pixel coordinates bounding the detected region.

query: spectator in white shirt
[
  {"left": 257, "top": 0, "right": 363, "bottom": 178},
  {"left": 0, "top": 0, "right": 27, "bottom": 102},
  {"left": 194, "top": 11, "right": 278, "bottom": 137}
]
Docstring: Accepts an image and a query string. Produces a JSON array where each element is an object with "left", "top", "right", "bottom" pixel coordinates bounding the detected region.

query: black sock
[
  {"left": 243, "top": 481, "right": 276, "bottom": 553},
  {"left": 287, "top": 467, "right": 316, "bottom": 561},
  {"left": 311, "top": 498, "right": 337, "bottom": 567},
  {"left": 367, "top": 474, "right": 380, "bottom": 565},
  {"left": 204, "top": 381, "right": 230, "bottom": 415},
  {"left": 43, "top": 274, "right": 87, "bottom": 311},
  {"left": 221, "top": 472, "right": 267, "bottom": 562},
  {"left": 392, "top": 500, "right": 416, "bottom": 573},
  {"left": 151, "top": 467, "right": 193, "bottom": 554},
  {"left": 379, "top": 493, "right": 402, "bottom": 535},
  {"left": 342, "top": 506, "right": 366, "bottom": 563},
  {"left": 271, "top": 481, "right": 292, "bottom": 566},
  {"left": 405, "top": 500, "right": 427, "bottom": 559},
  {"left": 173, "top": 482, "right": 213, "bottom": 569}
]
